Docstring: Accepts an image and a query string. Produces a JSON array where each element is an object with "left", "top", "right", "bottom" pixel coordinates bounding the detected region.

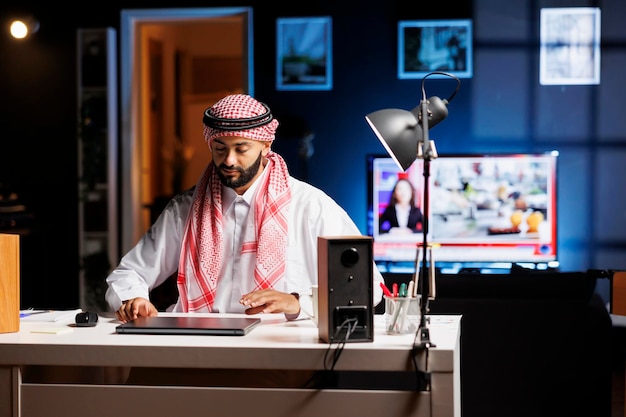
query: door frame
[{"left": 120, "top": 7, "right": 254, "bottom": 253}]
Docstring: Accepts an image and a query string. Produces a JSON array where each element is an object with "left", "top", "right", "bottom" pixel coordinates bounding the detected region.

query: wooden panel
[
  {"left": 0, "top": 234, "right": 19, "bottom": 333},
  {"left": 612, "top": 271, "right": 626, "bottom": 316}
]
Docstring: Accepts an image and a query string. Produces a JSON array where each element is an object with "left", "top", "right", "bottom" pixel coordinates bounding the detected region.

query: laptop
[{"left": 115, "top": 316, "right": 261, "bottom": 336}]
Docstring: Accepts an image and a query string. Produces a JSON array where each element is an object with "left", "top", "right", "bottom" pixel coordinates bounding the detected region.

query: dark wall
[{"left": 1, "top": 0, "right": 626, "bottom": 308}]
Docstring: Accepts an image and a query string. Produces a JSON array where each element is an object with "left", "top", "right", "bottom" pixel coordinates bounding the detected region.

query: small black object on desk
[{"left": 75, "top": 311, "right": 99, "bottom": 327}]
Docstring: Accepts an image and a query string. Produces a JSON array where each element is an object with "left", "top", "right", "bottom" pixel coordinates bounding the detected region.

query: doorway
[{"left": 120, "top": 7, "right": 254, "bottom": 253}]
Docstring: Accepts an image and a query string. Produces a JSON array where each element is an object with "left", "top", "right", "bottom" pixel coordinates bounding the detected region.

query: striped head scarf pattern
[
  {"left": 177, "top": 94, "right": 291, "bottom": 312},
  {"left": 202, "top": 94, "right": 279, "bottom": 145}
]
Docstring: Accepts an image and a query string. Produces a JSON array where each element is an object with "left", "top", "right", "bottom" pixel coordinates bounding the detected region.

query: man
[{"left": 105, "top": 94, "right": 384, "bottom": 323}]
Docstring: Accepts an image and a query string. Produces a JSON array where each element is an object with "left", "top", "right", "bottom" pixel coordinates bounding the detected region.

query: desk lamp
[{"left": 365, "top": 71, "right": 460, "bottom": 349}]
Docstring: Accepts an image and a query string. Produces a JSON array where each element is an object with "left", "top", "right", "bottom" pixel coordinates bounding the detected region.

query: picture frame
[
  {"left": 276, "top": 17, "right": 332, "bottom": 91},
  {"left": 540, "top": 7, "right": 601, "bottom": 86},
  {"left": 398, "top": 19, "right": 473, "bottom": 79}
]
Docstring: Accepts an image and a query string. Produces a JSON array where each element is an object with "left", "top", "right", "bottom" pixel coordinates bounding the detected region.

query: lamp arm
[
  {"left": 421, "top": 71, "right": 462, "bottom": 104},
  {"left": 414, "top": 103, "right": 436, "bottom": 352},
  {"left": 418, "top": 99, "right": 432, "bottom": 159}
]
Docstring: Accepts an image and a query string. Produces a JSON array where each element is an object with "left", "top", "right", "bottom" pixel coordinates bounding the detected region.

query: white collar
[{"left": 221, "top": 165, "right": 268, "bottom": 213}]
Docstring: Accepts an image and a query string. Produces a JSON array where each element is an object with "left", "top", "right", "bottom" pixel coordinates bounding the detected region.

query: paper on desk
[
  {"left": 30, "top": 327, "right": 74, "bottom": 335},
  {"left": 20, "top": 309, "right": 82, "bottom": 322}
]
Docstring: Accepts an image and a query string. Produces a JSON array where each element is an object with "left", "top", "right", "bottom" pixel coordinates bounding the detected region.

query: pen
[
  {"left": 392, "top": 283, "right": 398, "bottom": 298},
  {"left": 388, "top": 299, "right": 403, "bottom": 333},
  {"left": 398, "top": 281, "right": 415, "bottom": 332},
  {"left": 380, "top": 282, "right": 393, "bottom": 297},
  {"left": 19, "top": 311, "right": 48, "bottom": 318},
  {"left": 399, "top": 283, "right": 407, "bottom": 297},
  {"left": 406, "top": 281, "right": 414, "bottom": 299}
]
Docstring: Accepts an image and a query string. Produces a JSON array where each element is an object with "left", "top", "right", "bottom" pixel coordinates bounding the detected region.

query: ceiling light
[{"left": 9, "top": 17, "right": 39, "bottom": 40}]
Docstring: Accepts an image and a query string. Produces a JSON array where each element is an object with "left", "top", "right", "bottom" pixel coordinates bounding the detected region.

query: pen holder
[{"left": 384, "top": 295, "right": 421, "bottom": 335}]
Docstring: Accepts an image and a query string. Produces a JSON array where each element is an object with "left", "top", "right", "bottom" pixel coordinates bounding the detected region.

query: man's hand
[
  {"left": 117, "top": 297, "right": 158, "bottom": 322},
  {"left": 239, "top": 289, "right": 300, "bottom": 315}
]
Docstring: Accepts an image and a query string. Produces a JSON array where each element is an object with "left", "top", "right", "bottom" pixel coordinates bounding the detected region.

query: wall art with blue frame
[
  {"left": 276, "top": 16, "right": 332, "bottom": 91},
  {"left": 398, "top": 19, "right": 473, "bottom": 79}
]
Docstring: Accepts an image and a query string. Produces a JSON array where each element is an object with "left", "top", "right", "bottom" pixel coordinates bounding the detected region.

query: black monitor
[{"left": 366, "top": 152, "right": 559, "bottom": 273}]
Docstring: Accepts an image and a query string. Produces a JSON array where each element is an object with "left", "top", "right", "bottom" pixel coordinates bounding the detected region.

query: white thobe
[{"left": 105, "top": 172, "right": 384, "bottom": 319}]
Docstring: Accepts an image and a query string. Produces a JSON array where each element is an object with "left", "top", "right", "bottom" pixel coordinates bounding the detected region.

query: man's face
[{"left": 210, "top": 135, "right": 271, "bottom": 193}]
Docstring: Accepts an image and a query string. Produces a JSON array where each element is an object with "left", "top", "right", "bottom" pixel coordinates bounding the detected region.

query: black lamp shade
[
  {"left": 365, "top": 97, "right": 450, "bottom": 171},
  {"left": 365, "top": 108, "right": 422, "bottom": 171}
]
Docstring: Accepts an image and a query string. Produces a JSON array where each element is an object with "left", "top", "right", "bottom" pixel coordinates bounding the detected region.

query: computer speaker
[{"left": 317, "top": 236, "right": 374, "bottom": 343}]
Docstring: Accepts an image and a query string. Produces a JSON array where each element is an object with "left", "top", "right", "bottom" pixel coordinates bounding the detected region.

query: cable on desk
[
  {"left": 302, "top": 317, "right": 358, "bottom": 389},
  {"left": 323, "top": 317, "right": 358, "bottom": 371},
  {"left": 411, "top": 325, "right": 432, "bottom": 391}
]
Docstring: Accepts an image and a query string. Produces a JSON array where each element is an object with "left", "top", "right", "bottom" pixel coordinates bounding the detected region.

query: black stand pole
[{"left": 414, "top": 99, "right": 437, "bottom": 350}]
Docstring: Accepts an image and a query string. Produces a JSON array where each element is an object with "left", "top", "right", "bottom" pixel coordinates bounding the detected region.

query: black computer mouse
[{"left": 75, "top": 311, "right": 99, "bottom": 327}]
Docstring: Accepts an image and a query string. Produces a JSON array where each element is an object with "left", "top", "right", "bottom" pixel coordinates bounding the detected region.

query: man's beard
[{"left": 216, "top": 151, "right": 263, "bottom": 189}]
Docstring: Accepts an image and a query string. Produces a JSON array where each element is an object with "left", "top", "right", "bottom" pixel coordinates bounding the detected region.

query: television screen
[{"left": 367, "top": 152, "right": 559, "bottom": 273}]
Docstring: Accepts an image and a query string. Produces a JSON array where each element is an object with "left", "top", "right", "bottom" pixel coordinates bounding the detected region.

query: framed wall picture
[
  {"left": 540, "top": 7, "right": 601, "bottom": 85},
  {"left": 276, "top": 17, "right": 332, "bottom": 91},
  {"left": 398, "top": 20, "right": 473, "bottom": 79}
]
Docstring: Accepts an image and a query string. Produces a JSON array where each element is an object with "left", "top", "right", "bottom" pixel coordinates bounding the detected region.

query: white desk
[{"left": 0, "top": 313, "right": 461, "bottom": 417}]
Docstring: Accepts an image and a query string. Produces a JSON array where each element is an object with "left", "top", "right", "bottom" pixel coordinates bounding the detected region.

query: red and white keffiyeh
[
  {"left": 176, "top": 94, "right": 290, "bottom": 312},
  {"left": 203, "top": 94, "right": 279, "bottom": 145}
]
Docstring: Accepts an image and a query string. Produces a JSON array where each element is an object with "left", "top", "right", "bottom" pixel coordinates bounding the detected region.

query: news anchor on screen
[{"left": 378, "top": 177, "right": 423, "bottom": 235}]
